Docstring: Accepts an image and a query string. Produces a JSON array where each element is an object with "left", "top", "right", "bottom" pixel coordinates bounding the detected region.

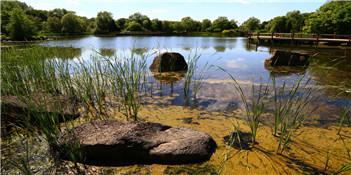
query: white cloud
[{"left": 226, "top": 58, "right": 248, "bottom": 69}]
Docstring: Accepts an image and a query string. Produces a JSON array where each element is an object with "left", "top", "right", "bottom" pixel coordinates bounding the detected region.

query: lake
[{"left": 39, "top": 36, "right": 351, "bottom": 120}]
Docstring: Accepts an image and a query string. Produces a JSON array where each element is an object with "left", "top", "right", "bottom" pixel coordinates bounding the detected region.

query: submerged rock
[
  {"left": 265, "top": 50, "right": 310, "bottom": 67},
  {"left": 58, "top": 120, "right": 217, "bottom": 165},
  {"left": 150, "top": 52, "right": 188, "bottom": 72}
]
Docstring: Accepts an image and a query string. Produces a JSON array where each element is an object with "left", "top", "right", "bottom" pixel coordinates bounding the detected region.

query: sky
[{"left": 21, "top": 0, "right": 327, "bottom": 24}]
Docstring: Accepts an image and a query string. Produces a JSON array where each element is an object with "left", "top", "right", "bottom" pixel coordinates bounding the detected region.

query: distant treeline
[{"left": 1, "top": 1, "right": 350, "bottom": 40}]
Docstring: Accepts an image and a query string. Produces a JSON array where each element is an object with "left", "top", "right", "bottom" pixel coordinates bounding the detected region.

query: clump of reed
[
  {"left": 271, "top": 76, "right": 318, "bottom": 154},
  {"left": 1, "top": 46, "right": 151, "bottom": 173},
  {"left": 337, "top": 104, "right": 351, "bottom": 135},
  {"left": 105, "top": 51, "right": 149, "bottom": 121},
  {"left": 221, "top": 68, "right": 269, "bottom": 146},
  {"left": 183, "top": 50, "right": 212, "bottom": 106}
]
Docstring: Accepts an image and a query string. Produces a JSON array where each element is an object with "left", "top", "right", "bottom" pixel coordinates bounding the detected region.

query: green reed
[
  {"left": 337, "top": 104, "right": 351, "bottom": 135},
  {"left": 106, "top": 51, "right": 149, "bottom": 121},
  {"left": 221, "top": 68, "right": 269, "bottom": 145},
  {"left": 184, "top": 51, "right": 212, "bottom": 106},
  {"left": 271, "top": 76, "right": 318, "bottom": 154}
]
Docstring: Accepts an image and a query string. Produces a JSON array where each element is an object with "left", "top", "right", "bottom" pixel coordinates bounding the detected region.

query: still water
[{"left": 40, "top": 36, "right": 351, "bottom": 124}]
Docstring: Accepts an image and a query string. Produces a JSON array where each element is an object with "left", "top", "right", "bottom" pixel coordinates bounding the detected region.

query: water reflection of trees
[
  {"left": 99, "top": 48, "right": 115, "bottom": 57},
  {"left": 132, "top": 48, "right": 148, "bottom": 55},
  {"left": 308, "top": 51, "right": 351, "bottom": 99},
  {"left": 46, "top": 47, "right": 82, "bottom": 59},
  {"left": 213, "top": 46, "right": 226, "bottom": 52}
]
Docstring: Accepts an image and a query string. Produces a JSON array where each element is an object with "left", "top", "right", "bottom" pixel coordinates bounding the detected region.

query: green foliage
[
  {"left": 222, "top": 29, "right": 239, "bottom": 36},
  {"left": 303, "top": 1, "right": 351, "bottom": 34},
  {"left": 181, "top": 17, "right": 198, "bottom": 32},
  {"left": 45, "top": 16, "right": 62, "bottom": 33},
  {"left": 285, "top": 10, "right": 305, "bottom": 33},
  {"left": 267, "top": 16, "right": 288, "bottom": 33},
  {"left": 201, "top": 19, "right": 212, "bottom": 32},
  {"left": 212, "top": 16, "right": 232, "bottom": 32},
  {"left": 1, "top": 0, "right": 351, "bottom": 39},
  {"left": 95, "top": 11, "right": 117, "bottom": 34},
  {"left": 240, "top": 17, "right": 260, "bottom": 32},
  {"left": 1, "top": 0, "right": 30, "bottom": 34},
  {"left": 125, "top": 21, "right": 145, "bottom": 32},
  {"left": 6, "top": 8, "right": 36, "bottom": 40},
  {"left": 61, "top": 13, "right": 82, "bottom": 33},
  {"left": 151, "top": 18, "right": 162, "bottom": 31}
]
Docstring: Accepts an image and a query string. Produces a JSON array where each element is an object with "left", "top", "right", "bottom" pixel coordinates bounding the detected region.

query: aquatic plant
[
  {"left": 334, "top": 161, "right": 351, "bottom": 175},
  {"left": 271, "top": 76, "right": 318, "bottom": 154},
  {"left": 337, "top": 104, "right": 351, "bottom": 135},
  {"left": 221, "top": 68, "right": 269, "bottom": 145},
  {"left": 184, "top": 50, "right": 212, "bottom": 106},
  {"left": 106, "top": 51, "right": 149, "bottom": 121}
]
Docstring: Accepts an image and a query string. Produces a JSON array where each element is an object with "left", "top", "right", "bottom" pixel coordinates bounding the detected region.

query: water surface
[{"left": 40, "top": 36, "right": 351, "bottom": 125}]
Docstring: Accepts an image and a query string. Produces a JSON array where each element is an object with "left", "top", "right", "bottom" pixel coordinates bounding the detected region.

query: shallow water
[{"left": 39, "top": 36, "right": 351, "bottom": 118}]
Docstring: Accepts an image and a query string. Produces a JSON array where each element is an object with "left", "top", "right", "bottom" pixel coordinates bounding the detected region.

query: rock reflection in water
[{"left": 152, "top": 71, "right": 185, "bottom": 95}]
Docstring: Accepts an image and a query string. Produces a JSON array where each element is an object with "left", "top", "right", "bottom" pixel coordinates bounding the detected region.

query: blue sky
[{"left": 21, "top": 0, "right": 326, "bottom": 24}]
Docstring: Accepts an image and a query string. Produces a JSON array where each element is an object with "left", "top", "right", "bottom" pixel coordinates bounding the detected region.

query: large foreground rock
[
  {"left": 265, "top": 50, "right": 310, "bottom": 67},
  {"left": 58, "top": 120, "right": 217, "bottom": 166},
  {"left": 150, "top": 52, "right": 188, "bottom": 72}
]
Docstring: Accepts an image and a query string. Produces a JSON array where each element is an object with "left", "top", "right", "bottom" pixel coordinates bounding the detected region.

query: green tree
[
  {"left": 151, "top": 18, "right": 162, "bottom": 31},
  {"left": 240, "top": 17, "right": 260, "bottom": 32},
  {"left": 170, "top": 21, "right": 184, "bottom": 32},
  {"left": 267, "top": 16, "right": 288, "bottom": 33},
  {"left": 181, "top": 16, "right": 197, "bottom": 32},
  {"left": 95, "top": 11, "right": 117, "bottom": 34},
  {"left": 229, "top": 19, "right": 239, "bottom": 29},
  {"left": 6, "top": 8, "right": 36, "bottom": 40},
  {"left": 61, "top": 13, "right": 82, "bottom": 33},
  {"left": 49, "top": 8, "right": 68, "bottom": 19},
  {"left": 45, "top": 16, "right": 62, "bottom": 33},
  {"left": 303, "top": 1, "right": 351, "bottom": 34},
  {"left": 1, "top": 0, "right": 30, "bottom": 35},
  {"left": 285, "top": 10, "right": 305, "bottom": 32},
  {"left": 116, "top": 18, "right": 127, "bottom": 31},
  {"left": 212, "top": 16, "right": 231, "bottom": 32},
  {"left": 201, "top": 19, "right": 212, "bottom": 32},
  {"left": 125, "top": 21, "right": 144, "bottom": 31}
]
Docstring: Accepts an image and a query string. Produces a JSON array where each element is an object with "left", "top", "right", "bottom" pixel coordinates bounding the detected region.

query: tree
[
  {"left": 267, "top": 16, "right": 288, "bottom": 33},
  {"left": 170, "top": 21, "right": 184, "bottom": 32},
  {"left": 95, "top": 11, "right": 117, "bottom": 34},
  {"left": 151, "top": 18, "right": 162, "bottom": 31},
  {"left": 240, "top": 17, "right": 260, "bottom": 32},
  {"left": 201, "top": 19, "right": 211, "bottom": 32},
  {"left": 285, "top": 10, "right": 305, "bottom": 32},
  {"left": 181, "top": 17, "right": 197, "bottom": 32},
  {"left": 212, "top": 16, "right": 231, "bottom": 32},
  {"left": 46, "top": 16, "right": 62, "bottom": 33},
  {"left": 1, "top": 0, "right": 31, "bottom": 35},
  {"left": 229, "top": 19, "right": 239, "bottom": 29},
  {"left": 6, "top": 8, "right": 36, "bottom": 40},
  {"left": 125, "top": 21, "right": 144, "bottom": 31},
  {"left": 49, "top": 8, "right": 68, "bottom": 19},
  {"left": 303, "top": 1, "right": 351, "bottom": 34},
  {"left": 61, "top": 13, "right": 82, "bottom": 33},
  {"left": 116, "top": 18, "right": 127, "bottom": 31}
]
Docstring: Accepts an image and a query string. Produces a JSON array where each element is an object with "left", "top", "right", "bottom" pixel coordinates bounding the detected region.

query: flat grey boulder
[
  {"left": 150, "top": 52, "right": 188, "bottom": 72},
  {"left": 58, "top": 120, "right": 217, "bottom": 166}
]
